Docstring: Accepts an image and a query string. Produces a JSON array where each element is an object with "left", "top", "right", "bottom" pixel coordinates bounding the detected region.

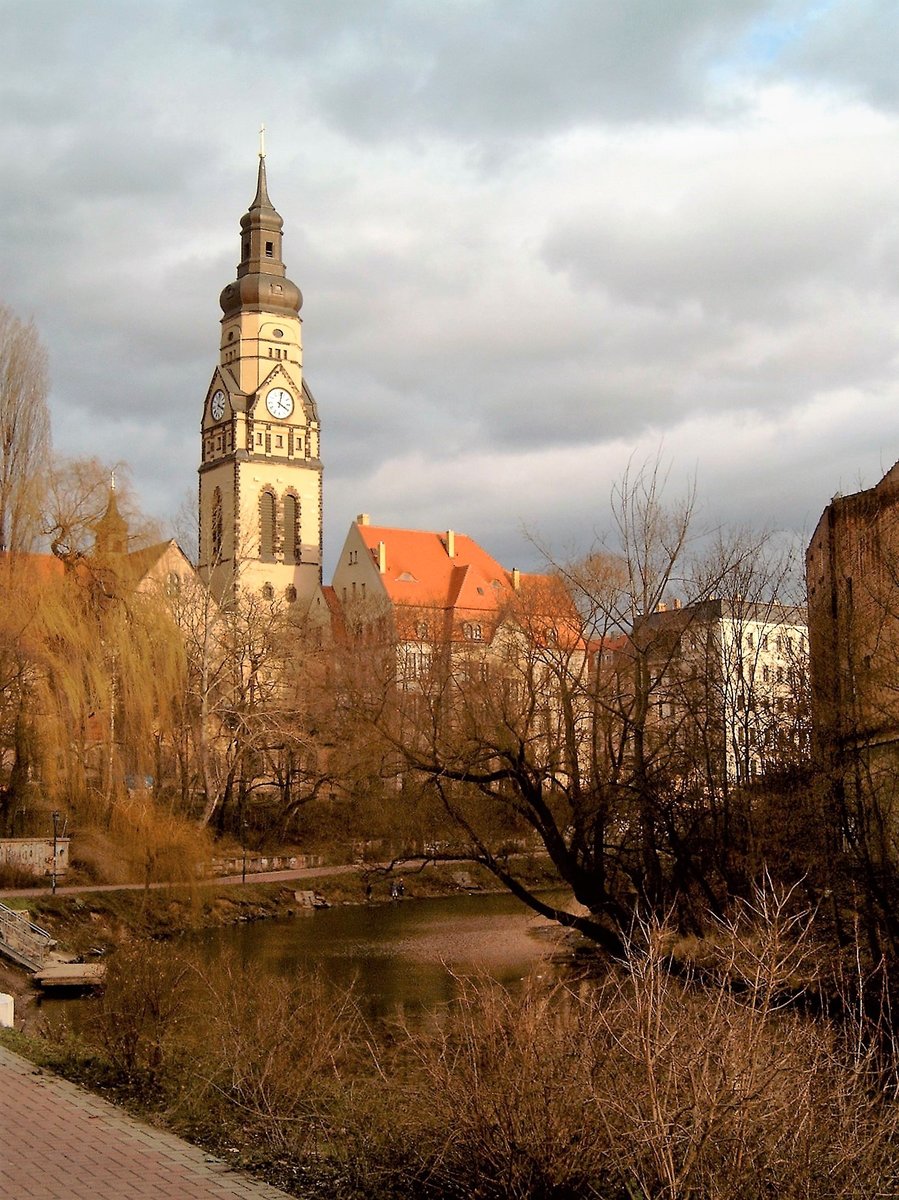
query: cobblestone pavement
[{"left": 0, "top": 1044, "right": 296, "bottom": 1200}]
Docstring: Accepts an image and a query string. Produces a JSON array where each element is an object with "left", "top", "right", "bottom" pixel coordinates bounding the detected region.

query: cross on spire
[{"left": 259, "top": 123, "right": 266, "bottom": 159}]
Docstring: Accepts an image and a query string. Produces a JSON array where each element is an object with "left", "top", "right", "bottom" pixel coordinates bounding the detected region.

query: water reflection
[{"left": 191, "top": 891, "right": 568, "bottom": 1018}]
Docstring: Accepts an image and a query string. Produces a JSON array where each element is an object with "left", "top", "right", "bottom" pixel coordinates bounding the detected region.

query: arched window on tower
[
  {"left": 260, "top": 490, "right": 276, "bottom": 562},
  {"left": 283, "top": 493, "right": 301, "bottom": 563},
  {"left": 211, "top": 488, "right": 223, "bottom": 563}
]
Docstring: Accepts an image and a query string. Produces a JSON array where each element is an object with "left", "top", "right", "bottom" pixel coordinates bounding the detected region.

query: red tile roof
[
  {"left": 0, "top": 551, "right": 65, "bottom": 583},
  {"left": 357, "top": 525, "right": 514, "bottom": 614},
  {"left": 354, "top": 523, "right": 585, "bottom": 649}
]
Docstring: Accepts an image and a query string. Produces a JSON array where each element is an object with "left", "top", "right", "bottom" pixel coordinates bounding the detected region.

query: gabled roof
[
  {"left": 357, "top": 525, "right": 513, "bottom": 614},
  {"left": 505, "top": 571, "right": 586, "bottom": 650},
  {"left": 124, "top": 540, "right": 187, "bottom": 581}
]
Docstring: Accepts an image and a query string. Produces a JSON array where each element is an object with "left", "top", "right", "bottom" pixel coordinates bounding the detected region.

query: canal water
[
  {"left": 189, "top": 891, "right": 570, "bottom": 1018},
  {"left": 39, "top": 890, "right": 577, "bottom": 1029}
]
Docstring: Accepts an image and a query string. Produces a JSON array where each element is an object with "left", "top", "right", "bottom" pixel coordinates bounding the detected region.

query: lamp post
[
  {"left": 240, "top": 794, "right": 247, "bottom": 885},
  {"left": 51, "top": 810, "right": 60, "bottom": 895}
]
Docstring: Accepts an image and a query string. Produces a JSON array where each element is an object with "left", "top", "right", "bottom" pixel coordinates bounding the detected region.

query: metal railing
[{"left": 0, "top": 900, "right": 54, "bottom": 970}]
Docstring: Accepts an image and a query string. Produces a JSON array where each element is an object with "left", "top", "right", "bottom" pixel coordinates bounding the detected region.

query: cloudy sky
[{"left": 2, "top": 0, "right": 899, "bottom": 574}]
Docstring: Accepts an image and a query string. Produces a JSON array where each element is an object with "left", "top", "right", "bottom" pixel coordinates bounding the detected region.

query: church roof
[{"left": 123, "top": 539, "right": 192, "bottom": 583}]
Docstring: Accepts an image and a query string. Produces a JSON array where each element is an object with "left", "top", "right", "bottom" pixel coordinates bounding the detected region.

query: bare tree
[
  {"left": 0, "top": 305, "right": 51, "bottom": 553},
  {"left": 43, "top": 457, "right": 159, "bottom": 566},
  {"left": 356, "top": 457, "right": 803, "bottom": 955}
]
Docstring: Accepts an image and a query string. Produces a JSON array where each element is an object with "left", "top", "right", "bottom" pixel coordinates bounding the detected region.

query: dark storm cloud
[
  {"left": 198, "top": 0, "right": 783, "bottom": 142},
  {"left": 2, "top": 0, "right": 899, "bottom": 576}
]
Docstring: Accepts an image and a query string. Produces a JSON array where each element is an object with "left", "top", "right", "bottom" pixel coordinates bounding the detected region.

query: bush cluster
[{"left": 42, "top": 905, "right": 899, "bottom": 1200}]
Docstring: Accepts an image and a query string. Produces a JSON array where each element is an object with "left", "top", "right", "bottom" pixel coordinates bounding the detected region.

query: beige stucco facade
[{"left": 197, "top": 155, "right": 322, "bottom": 605}]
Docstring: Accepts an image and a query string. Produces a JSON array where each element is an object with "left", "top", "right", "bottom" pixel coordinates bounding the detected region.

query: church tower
[{"left": 197, "top": 145, "right": 322, "bottom": 604}]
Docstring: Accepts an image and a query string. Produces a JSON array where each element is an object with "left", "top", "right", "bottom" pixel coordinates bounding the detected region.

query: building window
[
  {"left": 256, "top": 432, "right": 263, "bottom": 445},
  {"left": 265, "top": 241, "right": 274, "bottom": 257},
  {"left": 165, "top": 571, "right": 181, "bottom": 598},
  {"left": 285, "top": 585, "right": 297, "bottom": 603},
  {"left": 283, "top": 493, "right": 300, "bottom": 563},
  {"left": 260, "top": 491, "right": 276, "bottom": 562},
  {"left": 211, "top": 488, "right": 223, "bottom": 561},
  {"left": 276, "top": 435, "right": 283, "bottom": 448},
  {"left": 262, "top": 583, "right": 274, "bottom": 601},
  {"left": 463, "top": 622, "right": 482, "bottom": 641}
]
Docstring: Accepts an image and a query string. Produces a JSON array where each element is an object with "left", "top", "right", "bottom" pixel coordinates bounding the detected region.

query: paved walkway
[
  {"left": 0, "top": 1044, "right": 296, "bottom": 1200},
  {"left": 0, "top": 858, "right": 436, "bottom": 901}
]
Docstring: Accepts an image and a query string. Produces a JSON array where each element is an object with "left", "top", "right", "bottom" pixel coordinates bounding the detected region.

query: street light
[
  {"left": 51, "top": 810, "right": 60, "bottom": 895},
  {"left": 241, "top": 802, "right": 247, "bottom": 885}
]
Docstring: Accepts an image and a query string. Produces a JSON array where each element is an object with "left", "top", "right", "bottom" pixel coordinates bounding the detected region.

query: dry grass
[
  {"left": 69, "top": 793, "right": 212, "bottom": 885},
  {"left": 37, "top": 889, "right": 899, "bottom": 1200}
]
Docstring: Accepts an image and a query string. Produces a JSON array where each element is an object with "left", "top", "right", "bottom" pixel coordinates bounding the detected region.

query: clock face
[
  {"left": 266, "top": 387, "right": 294, "bottom": 419},
  {"left": 211, "top": 390, "right": 226, "bottom": 421}
]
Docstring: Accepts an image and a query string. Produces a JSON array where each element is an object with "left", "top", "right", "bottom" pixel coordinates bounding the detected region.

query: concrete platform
[
  {"left": 0, "top": 1043, "right": 296, "bottom": 1199},
  {"left": 32, "top": 961, "right": 106, "bottom": 989}
]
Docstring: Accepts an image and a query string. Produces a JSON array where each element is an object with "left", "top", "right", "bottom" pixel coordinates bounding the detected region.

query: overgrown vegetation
[{"left": 17, "top": 889, "right": 899, "bottom": 1200}]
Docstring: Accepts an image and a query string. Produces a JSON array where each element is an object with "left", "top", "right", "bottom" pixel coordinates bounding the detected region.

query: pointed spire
[
  {"left": 220, "top": 144, "right": 302, "bottom": 317},
  {"left": 250, "top": 153, "right": 274, "bottom": 213},
  {"left": 94, "top": 484, "right": 129, "bottom": 558}
]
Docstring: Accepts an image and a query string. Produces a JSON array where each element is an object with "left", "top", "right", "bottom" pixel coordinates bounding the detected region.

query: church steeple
[
  {"left": 220, "top": 145, "right": 301, "bottom": 320},
  {"left": 199, "top": 139, "right": 323, "bottom": 606},
  {"left": 94, "top": 478, "right": 128, "bottom": 558}
]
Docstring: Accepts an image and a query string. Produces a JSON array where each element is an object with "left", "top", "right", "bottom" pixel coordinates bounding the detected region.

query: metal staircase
[{"left": 0, "top": 901, "right": 54, "bottom": 971}]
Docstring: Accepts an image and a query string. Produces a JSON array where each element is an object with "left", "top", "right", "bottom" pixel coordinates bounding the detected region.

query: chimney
[
  {"left": 377, "top": 541, "right": 386, "bottom": 573},
  {"left": 445, "top": 529, "right": 455, "bottom": 558},
  {"left": 357, "top": 513, "right": 370, "bottom": 526},
  {"left": 512, "top": 567, "right": 521, "bottom": 592}
]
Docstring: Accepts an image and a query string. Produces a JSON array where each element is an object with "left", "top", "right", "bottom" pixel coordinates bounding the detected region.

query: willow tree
[{"left": 0, "top": 305, "right": 50, "bottom": 554}]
